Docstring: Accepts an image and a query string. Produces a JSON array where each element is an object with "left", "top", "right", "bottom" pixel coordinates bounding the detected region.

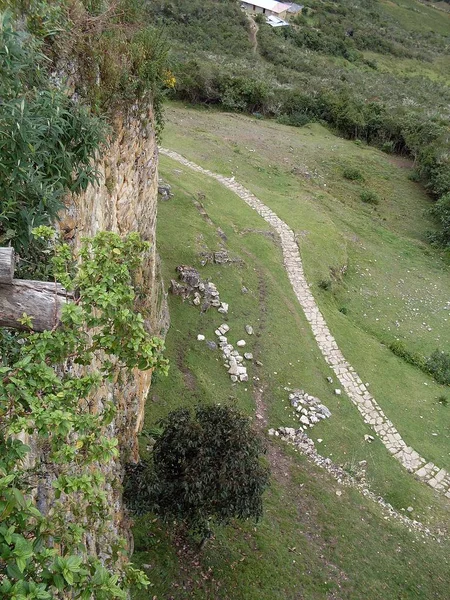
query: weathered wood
[
  {"left": 0, "top": 280, "right": 71, "bottom": 331},
  {"left": 0, "top": 248, "right": 15, "bottom": 284}
]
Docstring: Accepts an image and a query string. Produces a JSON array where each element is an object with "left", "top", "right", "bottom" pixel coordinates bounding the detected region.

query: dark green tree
[{"left": 126, "top": 404, "right": 270, "bottom": 546}]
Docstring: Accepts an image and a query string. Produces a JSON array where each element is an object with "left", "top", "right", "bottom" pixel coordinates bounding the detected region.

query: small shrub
[
  {"left": 388, "top": 340, "right": 425, "bottom": 369},
  {"left": 339, "top": 306, "right": 348, "bottom": 315},
  {"left": 318, "top": 279, "right": 332, "bottom": 290},
  {"left": 342, "top": 167, "right": 364, "bottom": 182},
  {"left": 277, "top": 112, "right": 310, "bottom": 127},
  {"left": 437, "top": 395, "right": 448, "bottom": 406},
  {"left": 426, "top": 350, "right": 450, "bottom": 386},
  {"left": 360, "top": 190, "right": 379, "bottom": 205},
  {"left": 408, "top": 170, "right": 421, "bottom": 182}
]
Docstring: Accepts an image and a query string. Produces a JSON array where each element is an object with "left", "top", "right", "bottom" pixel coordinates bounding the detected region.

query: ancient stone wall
[
  {"left": 33, "top": 103, "right": 169, "bottom": 564},
  {"left": 63, "top": 103, "right": 168, "bottom": 461}
]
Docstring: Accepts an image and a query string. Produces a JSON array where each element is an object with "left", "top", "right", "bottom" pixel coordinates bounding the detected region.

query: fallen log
[
  {"left": 0, "top": 247, "right": 15, "bottom": 284},
  {"left": 0, "top": 279, "right": 70, "bottom": 331}
]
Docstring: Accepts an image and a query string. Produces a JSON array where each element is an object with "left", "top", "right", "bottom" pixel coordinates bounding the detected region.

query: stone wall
[
  {"left": 62, "top": 103, "right": 168, "bottom": 461},
  {"left": 36, "top": 103, "right": 169, "bottom": 564}
]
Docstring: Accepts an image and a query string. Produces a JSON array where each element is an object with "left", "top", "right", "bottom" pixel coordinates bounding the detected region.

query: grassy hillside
[
  {"left": 145, "top": 0, "right": 450, "bottom": 246},
  {"left": 130, "top": 105, "right": 450, "bottom": 598}
]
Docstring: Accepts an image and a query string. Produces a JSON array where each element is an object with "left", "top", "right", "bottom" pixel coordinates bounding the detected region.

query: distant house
[
  {"left": 240, "top": 1, "right": 291, "bottom": 20},
  {"left": 287, "top": 3, "right": 304, "bottom": 17}
]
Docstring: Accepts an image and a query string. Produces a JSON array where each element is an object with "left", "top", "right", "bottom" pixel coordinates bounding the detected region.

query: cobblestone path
[{"left": 160, "top": 147, "right": 450, "bottom": 498}]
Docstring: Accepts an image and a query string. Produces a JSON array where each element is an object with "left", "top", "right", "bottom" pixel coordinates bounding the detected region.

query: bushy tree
[{"left": 126, "top": 404, "right": 269, "bottom": 545}]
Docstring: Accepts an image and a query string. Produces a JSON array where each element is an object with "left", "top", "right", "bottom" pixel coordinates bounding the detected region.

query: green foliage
[
  {"left": 428, "top": 193, "right": 450, "bottom": 247},
  {"left": 276, "top": 112, "right": 311, "bottom": 127},
  {"left": 389, "top": 340, "right": 450, "bottom": 386},
  {"left": 0, "top": 11, "right": 105, "bottom": 267},
  {"left": 125, "top": 404, "right": 269, "bottom": 538},
  {"left": 343, "top": 167, "right": 364, "bottom": 182},
  {"left": 360, "top": 190, "right": 379, "bottom": 205},
  {"left": 0, "top": 231, "right": 168, "bottom": 598},
  {"left": 318, "top": 279, "right": 332, "bottom": 290},
  {"left": 425, "top": 350, "right": 450, "bottom": 386},
  {"left": 388, "top": 339, "right": 425, "bottom": 370}
]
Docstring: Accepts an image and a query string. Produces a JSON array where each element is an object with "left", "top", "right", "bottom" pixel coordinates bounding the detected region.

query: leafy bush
[
  {"left": 318, "top": 279, "right": 332, "bottom": 290},
  {"left": 343, "top": 167, "right": 364, "bottom": 181},
  {"left": 428, "top": 193, "right": 450, "bottom": 247},
  {"left": 389, "top": 340, "right": 425, "bottom": 370},
  {"left": 277, "top": 112, "right": 311, "bottom": 127},
  {"left": 360, "top": 190, "right": 380, "bottom": 205},
  {"left": 0, "top": 12, "right": 105, "bottom": 262},
  {"left": 125, "top": 404, "right": 269, "bottom": 543},
  {"left": 426, "top": 350, "right": 450, "bottom": 385}
]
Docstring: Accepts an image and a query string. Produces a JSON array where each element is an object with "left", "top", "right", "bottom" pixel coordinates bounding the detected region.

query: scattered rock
[
  {"left": 407, "top": 506, "right": 414, "bottom": 512},
  {"left": 230, "top": 375, "right": 238, "bottom": 383},
  {"left": 245, "top": 325, "right": 254, "bottom": 335},
  {"left": 300, "top": 415, "right": 310, "bottom": 426},
  {"left": 364, "top": 434, "right": 375, "bottom": 442},
  {"left": 244, "top": 353, "right": 253, "bottom": 360},
  {"left": 336, "top": 490, "right": 342, "bottom": 497},
  {"left": 214, "top": 251, "right": 229, "bottom": 264},
  {"left": 158, "top": 180, "right": 172, "bottom": 200},
  {"left": 241, "top": 286, "right": 248, "bottom": 294},
  {"left": 327, "top": 376, "right": 333, "bottom": 384},
  {"left": 236, "top": 340, "right": 246, "bottom": 347},
  {"left": 206, "top": 341, "right": 217, "bottom": 351},
  {"left": 197, "top": 334, "right": 205, "bottom": 341},
  {"left": 218, "top": 302, "right": 229, "bottom": 314},
  {"left": 334, "top": 389, "right": 342, "bottom": 396},
  {"left": 228, "top": 358, "right": 239, "bottom": 376}
]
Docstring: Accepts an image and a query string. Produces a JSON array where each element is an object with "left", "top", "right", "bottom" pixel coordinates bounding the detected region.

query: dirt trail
[{"left": 247, "top": 15, "right": 259, "bottom": 54}]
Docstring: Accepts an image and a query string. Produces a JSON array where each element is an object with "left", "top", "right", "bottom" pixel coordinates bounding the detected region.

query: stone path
[{"left": 160, "top": 147, "right": 450, "bottom": 498}]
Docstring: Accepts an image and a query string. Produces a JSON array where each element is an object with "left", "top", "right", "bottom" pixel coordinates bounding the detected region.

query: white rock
[
  {"left": 268, "top": 428, "right": 276, "bottom": 436},
  {"left": 317, "top": 438, "right": 323, "bottom": 443},
  {"left": 364, "top": 434, "right": 375, "bottom": 442},
  {"left": 327, "top": 376, "right": 333, "bottom": 383},
  {"left": 220, "top": 323, "right": 230, "bottom": 333},
  {"left": 239, "top": 373, "right": 249, "bottom": 382},
  {"left": 245, "top": 325, "right": 254, "bottom": 335},
  {"left": 334, "top": 389, "right": 342, "bottom": 396},
  {"left": 407, "top": 506, "right": 414, "bottom": 512},
  {"left": 219, "top": 336, "right": 227, "bottom": 342},
  {"left": 230, "top": 375, "right": 238, "bottom": 383},
  {"left": 215, "top": 329, "right": 222, "bottom": 336},
  {"left": 244, "top": 353, "right": 253, "bottom": 360},
  {"left": 197, "top": 334, "right": 205, "bottom": 341},
  {"left": 228, "top": 358, "right": 239, "bottom": 376},
  {"left": 300, "top": 415, "right": 310, "bottom": 426},
  {"left": 236, "top": 340, "right": 246, "bottom": 347}
]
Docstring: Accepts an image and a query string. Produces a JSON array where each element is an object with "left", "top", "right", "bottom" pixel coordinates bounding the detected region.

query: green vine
[{"left": 0, "top": 230, "right": 168, "bottom": 599}]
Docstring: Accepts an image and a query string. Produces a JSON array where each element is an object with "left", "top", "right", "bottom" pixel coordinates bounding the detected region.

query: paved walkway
[{"left": 160, "top": 147, "right": 450, "bottom": 498}]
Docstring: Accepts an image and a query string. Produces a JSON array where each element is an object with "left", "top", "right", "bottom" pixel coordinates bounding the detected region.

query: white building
[{"left": 240, "top": 1, "right": 291, "bottom": 20}]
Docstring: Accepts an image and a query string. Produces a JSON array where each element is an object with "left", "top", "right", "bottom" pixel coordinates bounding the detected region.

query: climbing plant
[{"left": 0, "top": 230, "right": 168, "bottom": 599}]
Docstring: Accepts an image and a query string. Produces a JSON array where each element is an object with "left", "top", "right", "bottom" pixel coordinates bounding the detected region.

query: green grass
[{"left": 130, "top": 131, "right": 450, "bottom": 596}]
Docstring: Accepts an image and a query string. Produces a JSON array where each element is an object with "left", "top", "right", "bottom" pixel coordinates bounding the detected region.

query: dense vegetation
[
  {"left": 0, "top": 230, "right": 167, "bottom": 599},
  {"left": 125, "top": 404, "right": 269, "bottom": 545},
  {"left": 0, "top": 2, "right": 171, "bottom": 597},
  {"left": 142, "top": 0, "right": 450, "bottom": 246}
]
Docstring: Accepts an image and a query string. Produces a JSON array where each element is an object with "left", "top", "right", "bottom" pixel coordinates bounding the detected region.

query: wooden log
[
  {"left": 0, "top": 248, "right": 15, "bottom": 284},
  {"left": 0, "top": 280, "right": 71, "bottom": 331}
]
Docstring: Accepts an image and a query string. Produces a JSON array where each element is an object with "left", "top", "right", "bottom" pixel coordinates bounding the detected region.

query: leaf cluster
[
  {"left": 0, "top": 231, "right": 167, "bottom": 598},
  {"left": 125, "top": 404, "right": 269, "bottom": 537}
]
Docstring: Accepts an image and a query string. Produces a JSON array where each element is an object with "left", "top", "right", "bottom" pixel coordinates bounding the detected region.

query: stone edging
[{"left": 159, "top": 147, "right": 450, "bottom": 498}]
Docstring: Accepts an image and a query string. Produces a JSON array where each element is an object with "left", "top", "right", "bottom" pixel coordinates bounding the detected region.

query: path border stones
[{"left": 160, "top": 147, "right": 450, "bottom": 499}]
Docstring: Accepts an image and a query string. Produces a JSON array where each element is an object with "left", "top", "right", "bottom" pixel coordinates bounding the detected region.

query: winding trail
[{"left": 160, "top": 147, "right": 450, "bottom": 498}]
